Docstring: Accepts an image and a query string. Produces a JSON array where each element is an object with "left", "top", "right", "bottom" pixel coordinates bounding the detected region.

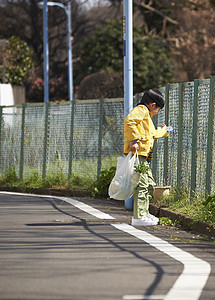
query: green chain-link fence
[
  {"left": 0, "top": 77, "right": 214, "bottom": 195},
  {"left": 154, "top": 77, "right": 215, "bottom": 196},
  {"left": 0, "top": 99, "right": 125, "bottom": 183}
]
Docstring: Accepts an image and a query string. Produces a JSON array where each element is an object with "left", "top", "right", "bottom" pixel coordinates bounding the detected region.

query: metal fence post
[
  {"left": 97, "top": 99, "right": 104, "bottom": 179},
  {"left": 177, "top": 82, "right": 184, "bottom": 191},
  {"left": 163, "top": 85, "right": 170, "bottom": 185},
  {"left": 152, "top": 114, "right": 158, "bottom": 180},
  {"left": 205, "top": 77, "right": 215, "bottom": 196},
  {"left": 42, "top": 102, "right": 50, "bottom": 180},
  {"left": 68, "top": 100, "right": 75, "bottom": 181},
  {"left": 190, "top": 80, "right": 199, "bottom": 197},
  {"left": 19, "top": 104, "right": 26, "bottom": 181}
]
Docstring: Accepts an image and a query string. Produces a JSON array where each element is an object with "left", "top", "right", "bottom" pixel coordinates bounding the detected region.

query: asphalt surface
[{"left": 0, "top": 192, "right": 215, "bottom": 300}]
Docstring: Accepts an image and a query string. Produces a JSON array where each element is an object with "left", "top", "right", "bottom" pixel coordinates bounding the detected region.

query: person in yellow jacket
[{"left": 124, "top": 89, "right": 168, "bottom": 226}]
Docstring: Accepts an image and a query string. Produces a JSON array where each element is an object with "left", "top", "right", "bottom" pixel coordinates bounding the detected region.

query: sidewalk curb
[
  {"left": 0, "top": 186, "right": 92, "bottom": 198},
  {"left": 150, "top": 204, "right": 215, "bottom": 238}
]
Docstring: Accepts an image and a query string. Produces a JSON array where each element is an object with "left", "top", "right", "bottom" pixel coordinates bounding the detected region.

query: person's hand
[
  {"left": 160, "top": 123, "right": 167, "bottom": 131},
  {"left": 130, "top": 142, "right": 139, "bottom": 151}
]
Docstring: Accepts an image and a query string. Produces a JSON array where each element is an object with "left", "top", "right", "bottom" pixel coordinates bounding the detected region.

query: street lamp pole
[
  {"left": 38, "top": 1, "right": 73, "bottom": 101},
  {"left": 43, "top": 0, "right": 49, "bottom": 102},
  {"left": 123, "top": 0, "right": 133, "bottom": 118},
  {"left": 67, "top": 1, "right": 73, "bottom": 101},
  {"left": 123, "top": 0, "right": 133, "bottom": 210}
]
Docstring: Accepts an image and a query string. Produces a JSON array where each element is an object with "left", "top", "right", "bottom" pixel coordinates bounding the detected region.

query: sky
[{"left": 80, "top": 0, "right": 110, "bottom": 10}]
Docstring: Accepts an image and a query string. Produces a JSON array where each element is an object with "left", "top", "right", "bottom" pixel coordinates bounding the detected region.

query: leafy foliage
[
  {"left": 0, "top": 167, "right": 92, "bottom": 191},
  {"left": 134, "top": 162, "right": 150, "bottom": 174},
  {"left": 78, "top": 70, "right": 123, "bottom": 99},
  {"left": 0, "top": 166, "right": 19, "bottom": 185},
  {"left": 3, "top": 36, "right": 34, "bottom": 85},
  {"left": 75, "top": 19, "right": 174, "bottom": 94},
  {"left": 0, "top": 0, "right": 214, "bottom": 100},
  {"left": 210, "top": 0, "right": 215, "bottom": 7},
  {"left": 202, "top": 194, "right": 215, "bottom": 221},
  {"left": 154, "top": 186, "right": 215, "bottom": 225},
  {"left": 27, "top": 70, "right": 64, "bottom": 102},
  {"left": 133, "top": 31, "right": 174, "bottom": 91},
  {"left": 92, "top": 166, "right": 116, "bottom": 197},
  {"left": 158, "top": 217, "right": 176, "bottom": 226}
]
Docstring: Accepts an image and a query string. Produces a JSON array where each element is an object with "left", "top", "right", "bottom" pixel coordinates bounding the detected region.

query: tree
[
  {"left": 0, "top": 0, "right": 95, "bottom": 101},
  {"left": 107, "top": 0, "right": 215, "bottom": 82},
  {"left": 75, "top": 19, "right": 174, "bottom": 94},
  {"left": 108, "top": 0, "right": 178, "bottom": 36},
  {"left": 134, "top": 31, "right": 173, "bottom": 91},
  {"left": 77, "top": 71, "right": 123, "bottom": 99},
  {"left": 167, "top": 0, "right": 215, "bottom": 81},
  {"left": 1, "top": 36, "right": 34, "bottom": 86}
]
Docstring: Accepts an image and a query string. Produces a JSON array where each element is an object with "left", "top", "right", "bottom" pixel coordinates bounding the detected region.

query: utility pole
[
  {"left": 67, "top": 1, "right": 73, "bottom": 101},
  {"left": 123, "top": 0, "right": 133, "bottom": 119},
  {"left": 123, "top": 0, "right": 134, "bottom": 210},
  {"left": 38, "top": 1, "right": 73, "bottom": 101},
  {"left": 43, "top": 0, "right": 49, "bottom": 102}
]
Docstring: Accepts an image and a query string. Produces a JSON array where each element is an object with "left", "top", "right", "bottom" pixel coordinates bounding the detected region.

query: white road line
[
  {"left": 0, "top": 191, "right": 54, "bottom": 198},
  {"left": 0, "top": 192, "right": 211, "bottom": 299},
  {"left": 56, "top": 196, "right": 115, "bottom": 220},
  {"left": 112, "top": 224, "right": 211, "bottom": 300}
]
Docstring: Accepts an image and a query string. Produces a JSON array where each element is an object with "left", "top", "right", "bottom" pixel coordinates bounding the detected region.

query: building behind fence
[{"left": 0, "top": 77, "right": 214, "bottom": 196}]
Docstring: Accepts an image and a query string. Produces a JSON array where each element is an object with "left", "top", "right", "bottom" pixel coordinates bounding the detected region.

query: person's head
[{"left": 138, "top": 89, "right": 165, "bottom": 116}]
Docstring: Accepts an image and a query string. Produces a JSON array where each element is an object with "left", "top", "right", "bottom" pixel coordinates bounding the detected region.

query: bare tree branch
[{"left": 134, "top": 0, "right": 179, "bottom": 25}]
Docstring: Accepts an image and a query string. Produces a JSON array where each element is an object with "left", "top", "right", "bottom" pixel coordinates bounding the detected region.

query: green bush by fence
[{"left": 0, "top": 77, "right": 214, "bottom": 196}]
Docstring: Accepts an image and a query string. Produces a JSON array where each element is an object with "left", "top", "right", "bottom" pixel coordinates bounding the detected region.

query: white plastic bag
[
  {"left": 131, "top": 170, "right": 141, "bottom": 190},
  {"left": 108, "top": 151, "right": 139, "bottom": 200}
]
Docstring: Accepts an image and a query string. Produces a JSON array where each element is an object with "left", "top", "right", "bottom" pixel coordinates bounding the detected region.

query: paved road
[{"left": 0, "top": 192, "right": 214, "bottom": 300}]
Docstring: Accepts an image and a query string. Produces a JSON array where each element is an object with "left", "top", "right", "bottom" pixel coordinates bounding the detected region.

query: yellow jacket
[{"left": 124, "top": 105, "right": 168, "bottom": 157}]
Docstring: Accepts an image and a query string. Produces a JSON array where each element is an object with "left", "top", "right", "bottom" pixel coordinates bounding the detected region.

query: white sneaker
[
  {"left": 131, "top": 216, "right": 158, "bottom": 226},
  {"left": 147, "top": 213, "right": 159, "bottom": 224}
]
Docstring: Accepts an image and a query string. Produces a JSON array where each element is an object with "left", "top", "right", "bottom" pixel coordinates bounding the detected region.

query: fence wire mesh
[
  {"left": 24, "top": 104, "right": 45, "bottom": 178},
  {"left": 196, "top": 79, "right": 210, "bottom": 193},
  {"left": 166, "top": 85, "right": 179, "bottom": 186},
  {"left": 46, "top": 103, "right": 71, "bottom": 178},
  {"left": 153, "top": 93, "right": 166, "bottom": 185},
  {"left": 101, "top": 99, "right": 124, "bottom": 169},
  {"left": 0, "top": 106, "right": 22, "bottom": 175},
  {"left": 181, "top": 82, "right": 194, "bottom": 190},
  {"left": 0, "top": 77, "right": 214, "bottom": 196},
  {"left": 72, "top": 100, "right": 100, "bottom": 179}
]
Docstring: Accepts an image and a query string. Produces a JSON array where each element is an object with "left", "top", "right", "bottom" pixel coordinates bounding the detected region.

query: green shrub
[
  {"left": 158, "top": 186, "right": 215, "bottom": 225},
  {"left": 92, "top": 166, "right": 116, "bottom": 198},
  {"left": 68, "top": 175, "right": 93, "bottom": 190},
  {"left": 158, "top": 217, "right": 176, "bottom": 226},
  {"left": 0, "top": 167, "right": 19, "bottom": 185},
  {"left": 21, "top": 172, "right": 42, "bottom": 189},
  {"left": 202, "top": 194, "right": 215, "bottom": 223},
  {"left": 42, "top": 171, "right": 67, "bottom": 188}
]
